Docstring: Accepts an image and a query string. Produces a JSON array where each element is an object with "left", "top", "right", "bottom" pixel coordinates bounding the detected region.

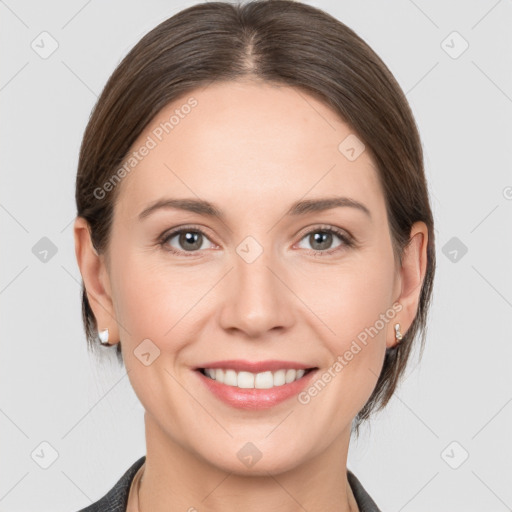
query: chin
[{"left": 197, "top": 441, "right": 309, "bottom": 476}]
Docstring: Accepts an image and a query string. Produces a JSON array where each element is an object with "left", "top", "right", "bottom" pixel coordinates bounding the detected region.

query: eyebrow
[{"left": 138, "top": 196, "right": 372, "bottom": 221}]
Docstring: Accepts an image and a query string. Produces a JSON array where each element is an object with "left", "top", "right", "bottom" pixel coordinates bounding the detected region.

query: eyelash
[{"left": 158, "top": 224, "right": 355, "bottom": 258}]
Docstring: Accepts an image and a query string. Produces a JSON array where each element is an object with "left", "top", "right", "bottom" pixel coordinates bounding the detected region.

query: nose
[{"left": 217, "top": 247, "right": 296, "bottom": 339}]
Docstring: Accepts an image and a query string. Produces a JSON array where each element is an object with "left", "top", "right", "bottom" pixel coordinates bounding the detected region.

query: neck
[{"left": 138, "top": 412, "right": 358, "bottom": 512}]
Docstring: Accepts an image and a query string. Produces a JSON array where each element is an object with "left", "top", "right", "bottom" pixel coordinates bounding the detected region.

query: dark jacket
[{"left": 76, "top": 455, "right": 382, "bottom": 512}]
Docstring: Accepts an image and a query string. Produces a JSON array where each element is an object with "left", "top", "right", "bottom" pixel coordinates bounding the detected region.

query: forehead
[{"left": 115, "top": 80, "right": 384, "bottom": 222}]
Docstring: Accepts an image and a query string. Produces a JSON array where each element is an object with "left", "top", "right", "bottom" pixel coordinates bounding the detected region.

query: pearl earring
[
  {"left": 394, "top": 323, "right": 403, "bottom": 344},
  {"left": 98, "top": 328, "right": 110, "bottom": 345}
]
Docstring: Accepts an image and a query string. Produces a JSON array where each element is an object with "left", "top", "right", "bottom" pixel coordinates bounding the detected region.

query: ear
[
  {"left": 388, "top": 221, "right": 429, "bottom": 349},
  {"left": 73, "top": 216, "right": 119, "bottom": 345}
]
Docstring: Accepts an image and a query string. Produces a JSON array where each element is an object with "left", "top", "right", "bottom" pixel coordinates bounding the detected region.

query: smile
[
  {"left": 195, "top": 366, "right": 319, "bottom": 410},
  {"left": 199, "top": 367, "right": 314, "bottom": 389}
]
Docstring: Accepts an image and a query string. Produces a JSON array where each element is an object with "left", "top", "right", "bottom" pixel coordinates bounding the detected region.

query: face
[{"left": 79, "top": 80, "right": 410, "bottom": 475}]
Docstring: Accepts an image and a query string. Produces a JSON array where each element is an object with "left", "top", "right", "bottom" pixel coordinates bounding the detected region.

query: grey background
[{"left": 1, "top": 0, "right": 511, "bottom": 511}]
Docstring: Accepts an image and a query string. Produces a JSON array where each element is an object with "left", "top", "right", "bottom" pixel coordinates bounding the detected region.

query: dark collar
[
  {"left": 76, "top": 456, "right": 382, "bottom": 512},
  {"left": 76, "top": 455, "right": 146, "bottom": 512},
  {"left": 347, "top": 469, "right": 382, "bottom": 511}
]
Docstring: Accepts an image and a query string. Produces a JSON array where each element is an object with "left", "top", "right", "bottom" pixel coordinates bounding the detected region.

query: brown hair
[{"left": 75, "top": 0, "right": 435, "bottom": 435}]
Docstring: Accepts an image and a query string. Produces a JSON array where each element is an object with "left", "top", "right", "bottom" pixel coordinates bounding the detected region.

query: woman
[{"left": 73, "top": 1, "right": 435, "bottom": 510}]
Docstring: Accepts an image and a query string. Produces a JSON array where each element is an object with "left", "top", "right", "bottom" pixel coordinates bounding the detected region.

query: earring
[
  {"left": 394, "top": 323, "right": 403, "bottom": 344},
  {"left": 98, "top": 328, "right": 110, "bottom": 346}
]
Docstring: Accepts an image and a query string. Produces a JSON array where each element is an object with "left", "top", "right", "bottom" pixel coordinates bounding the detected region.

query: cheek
[
  {"left": 298, "top": 250, "right": 395, "bottom": 403},
  {"left": 298, "top": 253, "right": 395, "bottom": 341},
  {"left": 110, "top": 247, "right": 214, "bottom": 354},
  {"left": 294, "top": 263, "right": 395, "bottom": 422},
  {"left": 109, "top": 254, "right": 197, "bottom": 406},
  {"left": 109, "top": 248, "right": 176, "bottom": 341}
]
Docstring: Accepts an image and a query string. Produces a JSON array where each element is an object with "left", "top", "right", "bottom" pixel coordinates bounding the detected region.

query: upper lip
[{"left": 195, "top": 360, "right": 317, "bottom": 373}]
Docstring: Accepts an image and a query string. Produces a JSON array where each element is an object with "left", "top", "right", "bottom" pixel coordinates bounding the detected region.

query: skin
[{"left": 74, "top": 79, "right": 428, "bottom": 512}]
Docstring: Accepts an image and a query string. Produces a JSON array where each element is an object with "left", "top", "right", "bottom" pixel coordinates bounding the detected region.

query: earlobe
[
  {"left": 73, "top": 216, "right": 119, "bottom": 345},
  {"left": 388, "top": 221, "right": 429, "bottom": 349}
]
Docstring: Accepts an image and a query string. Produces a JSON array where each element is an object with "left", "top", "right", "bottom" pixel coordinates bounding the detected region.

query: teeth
[
  {"left": 202, "top": 368, "right": 308, "bottom": 388},
  {"left": 223, "top": 369, "right": 237, "bottom": 386}
]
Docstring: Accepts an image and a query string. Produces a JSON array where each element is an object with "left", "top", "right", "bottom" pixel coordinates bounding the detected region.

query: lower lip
[{"left": 194, "top": 369, "right": 318, "bottom": 410}]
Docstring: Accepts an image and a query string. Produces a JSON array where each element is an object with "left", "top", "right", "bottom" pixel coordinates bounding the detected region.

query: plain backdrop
[{"left": 1, "top": 1, "right": 511, "bottom": 511}]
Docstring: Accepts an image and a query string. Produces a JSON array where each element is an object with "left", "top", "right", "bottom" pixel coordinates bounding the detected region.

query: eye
[
  {"left": 159, "top": 224, "right": 354, "bottom": 257},
  {"left": 159, "top": 225, "right": 215, "bottom": 257},
  {"left": 295, "top": 225, "right": 353, "bottom": 256}
]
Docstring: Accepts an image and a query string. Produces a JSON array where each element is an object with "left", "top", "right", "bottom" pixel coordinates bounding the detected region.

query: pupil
[
  {"left": 312, "top": 232, "right": 331, "bottom": 250},
  {"left": 181, "top": 231, "right": 201, "bottom": 250}
]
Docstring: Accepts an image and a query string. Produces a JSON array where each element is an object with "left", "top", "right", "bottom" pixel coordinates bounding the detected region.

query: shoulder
[
  {"left": 347, "top": 469, "right": 383, "bottom": 512},
  {"left": 74, "top": 455, "right": 146, "bottom": 512}
]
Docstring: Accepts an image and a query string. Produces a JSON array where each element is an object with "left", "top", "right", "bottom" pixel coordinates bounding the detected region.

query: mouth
[
  {"left": 196, "top": 367, "right": 317, "bottom": 389},
  {"left": 193, "top": 364, "right": 319, "bottom": 410}
]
